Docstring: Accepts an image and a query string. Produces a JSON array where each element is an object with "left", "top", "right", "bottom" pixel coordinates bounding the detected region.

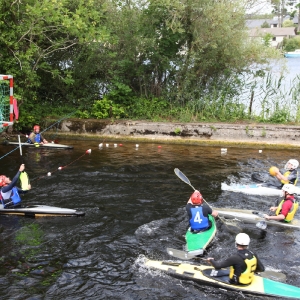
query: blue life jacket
[
  {"left": 28, "top": 132, "right": 42, "bottom": 143},
  {"left": 1, "top": 186, "right": 21, "bottom": 208},
  {"left": 11, "top": 187, "right": 21, "bottom": 205},
  {"left": 189, "top": 206, "right": 209, "bottom": 230}
]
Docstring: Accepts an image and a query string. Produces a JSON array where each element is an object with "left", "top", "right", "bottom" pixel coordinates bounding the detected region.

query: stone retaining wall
[{"left": 40, "top": 119, "right": 300, "bottom": 148}]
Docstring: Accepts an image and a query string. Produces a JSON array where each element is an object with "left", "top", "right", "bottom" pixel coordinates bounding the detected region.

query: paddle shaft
[{"left": 174, "top": 168, "right": 212, "bottom": 208}]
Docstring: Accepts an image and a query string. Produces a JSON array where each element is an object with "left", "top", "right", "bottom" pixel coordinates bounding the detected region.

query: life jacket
[
  {"left": 0, "top": 186, "right": 21, "bottom": 208},
  {"left": 189, "top": 206, "right": 209, "bottom": 231},
  {"left": 28, "top": 132, "right": 42, "bottom": 144},
  {"left": 276, "top": 197, "right": 299, "bottom": 222},
  {"left": 229, "top": 251, "right": 257, "bottom": 285},
  {"left": 281, "top": 170, "right": 298, "bottom": 185}
]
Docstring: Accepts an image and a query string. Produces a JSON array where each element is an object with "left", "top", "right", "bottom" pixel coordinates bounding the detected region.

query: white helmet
[
  {"left": 285, "top": 159, "right": 299, "bottom": 170},
  {"left": 282, "top": 184, "right": 296, "bottom": 195},
  {"left": 235, "top": 233, "right": 250, "bottom": 246}
]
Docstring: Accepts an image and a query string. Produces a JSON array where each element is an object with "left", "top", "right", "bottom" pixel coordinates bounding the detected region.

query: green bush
[
  {"left": 283, "top": 36, "right": 300, "bottom": 52},
  {"left": 91, "top": 98, "right": 126, "bottom": 119}
]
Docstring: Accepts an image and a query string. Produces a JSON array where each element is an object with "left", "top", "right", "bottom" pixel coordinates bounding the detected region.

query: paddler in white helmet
[
  {"left": 264, "top": 184, "right": 299, "bottom": 222},
  {"left": 206, "top": 233, "right": 265, "bottom": 285},
  {"left": 269, "top": 159, "right": 299, "bottom": 187}
]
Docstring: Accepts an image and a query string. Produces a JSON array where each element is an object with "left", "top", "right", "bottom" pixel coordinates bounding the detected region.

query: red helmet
[
  {"left": 0, "top": 175, "right": 7, "bottom": 187},
  {"left": 191, "top": 191, "right": 203, "bottom": 205},
  {"left": 33, "top": 125, "right": 40, "bottom": 131}
]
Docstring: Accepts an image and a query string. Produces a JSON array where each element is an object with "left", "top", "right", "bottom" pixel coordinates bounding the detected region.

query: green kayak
[
  {"left": 185, "top": 214, "right": 217, "bottom": 252},
  {"left": 167, "top": 215, "right": 217, "bottom": 259}
]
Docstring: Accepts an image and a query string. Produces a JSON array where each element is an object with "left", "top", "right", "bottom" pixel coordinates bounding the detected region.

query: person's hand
[
  {"left": 19, "top": 164, "right": 25, "bottom": 172},
  {"left": 270, "top": 207, "right": 277, "bottom": 212},
  {"left": 27, "top": 184, "right": 31, "bottom": 190},
  {"left": 43, "top": 139, "right": 48, "bottom": 144},
  {"left": 264, "top": 214, "right": 270, "bottom": 220},
  {"left": 206, "top": 258, "right": 214, "bottom": 264}
]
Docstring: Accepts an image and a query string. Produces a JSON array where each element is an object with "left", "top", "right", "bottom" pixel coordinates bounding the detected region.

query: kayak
[
  {"left": 5, "top": 141, "right": 73, "bottom": 149},
  {"left": 167, "top": 215, "right": 217, "bottom": 259},
  {"left": 185, "top": 215, "right": 216, "bottom": 252},
  {"left": 0, "top": 204, "right": 85, "bottom": 217},
  {"left": 214, "top": 207, "right": 300, "bottom": 229},
  {"left": 145, "top": 259, "right": 300, "bottom": 299},
  {"left": 221, "top": 182, "right": 300, "bottom": 196}
]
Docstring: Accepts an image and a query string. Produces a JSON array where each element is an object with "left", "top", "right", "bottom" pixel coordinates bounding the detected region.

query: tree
[
  {"left": 0, "top": 0, "right": 109, "bottom": 106},
  {"left": 282, "top": 19, "right": 295, "bottom": 26},
  {"left": 261, "top": 21, "right": 271, "bottom": 27}
]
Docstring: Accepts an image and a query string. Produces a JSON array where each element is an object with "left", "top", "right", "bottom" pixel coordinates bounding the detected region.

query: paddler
[
  {"left": 186, "top": 190, "right": 218, "bottom": 232},
  {"left": 264, "top": 184, "right": 298, "bottom": 222},
  {"left": 270, "top": 159, "right": 299, "bottom": 187},
  {"left": 206, "top": 233, "right": 265, "bottom": 285},
  {"left": 0, "top": 164, "right": 31, "bottom": 208},
  {"left": 28, "top": 125, "right": 48, "bottom": 145}
]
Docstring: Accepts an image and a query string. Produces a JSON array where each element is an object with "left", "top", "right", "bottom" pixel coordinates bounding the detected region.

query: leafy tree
[
  {"left": 261, "top": 21, "right": 271, "bottom": 28},
  {"left": 0, "top": 0, "right": 109, "bottom": 116},
  {"left": 282, "top": 19, "right": 295, "bottom": 26}
]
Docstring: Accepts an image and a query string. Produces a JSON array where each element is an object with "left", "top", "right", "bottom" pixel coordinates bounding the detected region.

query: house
[
  {"left": 270, "top": 16, "right": 299, "bottom": 28},
  {"left": 248, "top": 27, "right": 296, "bottom": 47},
  {"left": 246, "top": 19, "right": 274, "bottom": 29}
]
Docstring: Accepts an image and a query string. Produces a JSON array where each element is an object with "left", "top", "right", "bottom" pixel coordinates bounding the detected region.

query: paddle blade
[
  {"left": 256, "top": 221, "right": 267, "bottom": 230},
  {"left": 174, "top": 168, "right": 195, "bottom": 190},
  {"left": 19, "top": 171, "right": 30, "bottom": 191},
  {"left": 259, "top": 270, "right": 286, "bottom": 282}
]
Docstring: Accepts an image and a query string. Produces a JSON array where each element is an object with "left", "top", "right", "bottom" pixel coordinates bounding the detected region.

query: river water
[{"left": 0, "top": 139, "right": 299, "bottom": 300}]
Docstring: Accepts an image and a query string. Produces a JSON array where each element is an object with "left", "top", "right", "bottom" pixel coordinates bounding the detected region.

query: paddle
[
  {"left": 174, "top": 168, "right": 243, "bottom": 231},
  {"left": 174, "top": 168, "right": 212, "bottom": 208},
  {"left": 18, "top": 135, "right": 30, "bottom": 192},
  {"left": 253, "top": 210, "right": 276, "bottom": 231}
]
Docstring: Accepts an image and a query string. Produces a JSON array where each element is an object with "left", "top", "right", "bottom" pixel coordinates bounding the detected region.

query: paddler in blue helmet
[
  {"left": 186, "top": 190, "right": 218, "bottom": 233},
  {"left": 28, "top": 125, "right": 48, "bottom": 146},
  {"left": 264, "top": 184, "right": 298, "bottom": 222},
  {"left": 0, "top": 164, "right": 31, "bottom": 208},
  {"left": 270, "top": 159, "right": 299, "bottom": 187},
  {"left": 207, "top": 233, "right": 265, "bottom": 285}
]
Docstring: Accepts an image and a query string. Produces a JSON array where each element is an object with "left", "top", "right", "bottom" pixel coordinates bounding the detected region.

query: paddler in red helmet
[
  {"left": 28, "top": 125, "right": 48, "bottom": 146},
  {"left": 186, "top": 190, "right": 218, "bottom": 233}
]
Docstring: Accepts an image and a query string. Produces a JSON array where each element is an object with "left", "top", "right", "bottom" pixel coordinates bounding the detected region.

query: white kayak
[
  {"left": 221, "top": 182, "right": 300, "bottom": 196},
  {"left": 0, "top": 204, "right": 85, "bottom": 217},
  {"left": 214, "top": 207, "right": 300, "bottom": 229},
  {"left": 6, "top": 141, "right": 73, "bottom": 149}
]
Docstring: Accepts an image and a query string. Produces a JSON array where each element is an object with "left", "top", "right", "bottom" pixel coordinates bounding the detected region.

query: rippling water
[{"left": 0, "top": 140, "right": 299, "bottom": 300}]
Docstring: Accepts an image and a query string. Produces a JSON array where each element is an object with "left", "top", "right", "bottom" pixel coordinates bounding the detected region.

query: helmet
[
  {"left": 33, "top": 125, "right": 40, "bottom": 131},
  {"left": 0, "top": 175, "right": 7, "bottom": 187},
  {"left": 235, "top": 233, "right": 250, "bottom": 246},
  {"left": 191, "top": 191, "right": 203, "bottom": 205},
  {"left": 282, "top": 184, "right": 296, "bottom": 195},
  {"left": 285, "top": 159, "right": 299, "bottom": 170}
]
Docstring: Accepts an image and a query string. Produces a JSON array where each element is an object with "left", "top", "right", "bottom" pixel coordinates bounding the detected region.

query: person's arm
[
  {"left": 274, "top": 171, "right": 289, "bottom": 183},
  {"left": 40, "top": 134, "right": 48, "bottom": 144},
  {"left": 204, "top": 204, "right": 218, "bottom": 218},
  {"left": 1, "top": 164, "right": 25, "bottom": 193},
  {"left": 28, "top": 132, "right": 36, "bottom": 144},
  {"left": 211, "top": 210, "right": 218, "bottom": 217},
  {"left": 207, "top": 255, "right": 238, "bottom": 270},
  {"left": 254, "top": 255, "right": 265, "bottom": 272},
  {"left": 186, "top": 203, "right": 192, "bottom": 220}
]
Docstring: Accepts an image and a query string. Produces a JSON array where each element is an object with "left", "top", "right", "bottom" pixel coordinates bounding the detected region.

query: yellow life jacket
[
  {"left": 281, "top": 170, "right": 298, "bottom": 185},
  {"left": 229, "top": 256, "right": 257, "bottom": 285},
  {"left": 275, "top": 199, "right": 299, "bottom": 222}
]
